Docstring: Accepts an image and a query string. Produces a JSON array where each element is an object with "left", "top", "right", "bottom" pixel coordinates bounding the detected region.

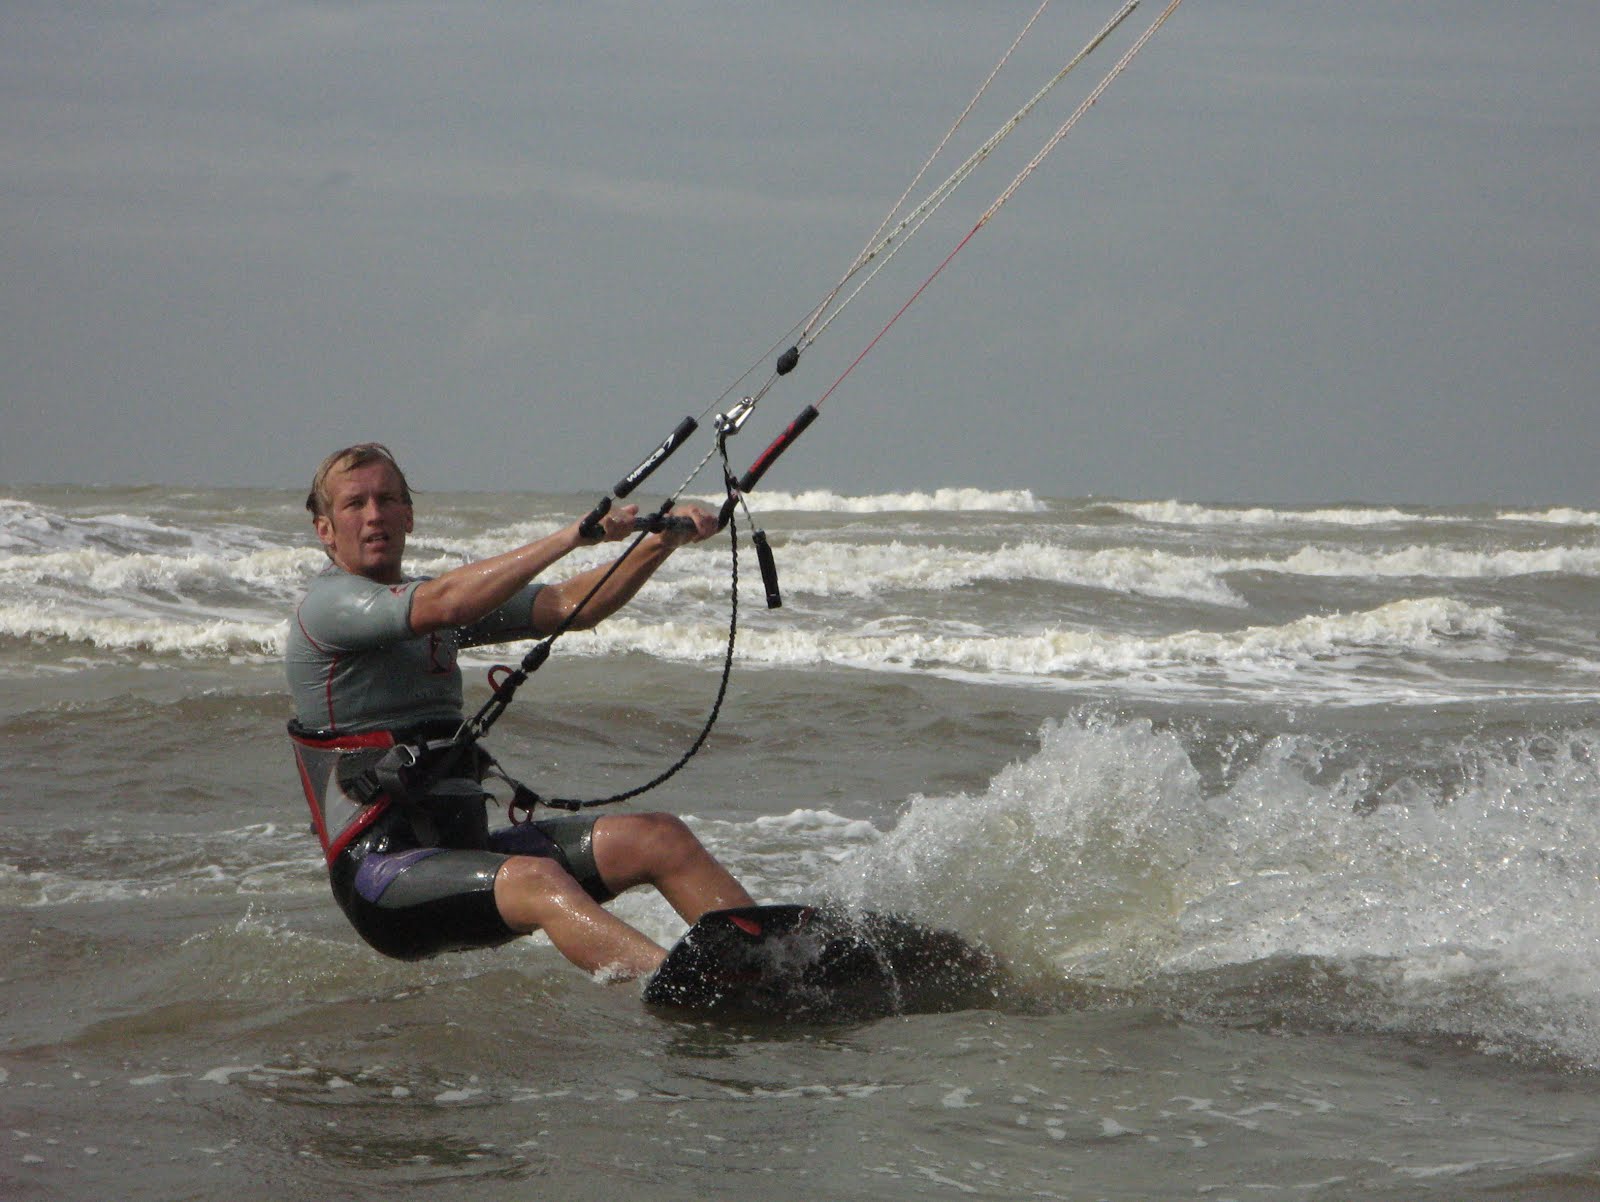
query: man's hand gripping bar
[{"left": 579, "top": 416, "right": 699, "bottom": 539}]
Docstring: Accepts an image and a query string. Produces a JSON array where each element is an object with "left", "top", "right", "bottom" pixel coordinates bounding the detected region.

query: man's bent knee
[
  {"left": 595, "top": 811, "right": 703, "bottom": 875},
  {"left": 493, "top": 854, "right": 596, "bottom": 933}
]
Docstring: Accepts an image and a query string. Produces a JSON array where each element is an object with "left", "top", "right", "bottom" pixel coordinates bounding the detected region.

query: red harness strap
[{"left": 288, "top": 724, "right": 397, "bottom": 865}]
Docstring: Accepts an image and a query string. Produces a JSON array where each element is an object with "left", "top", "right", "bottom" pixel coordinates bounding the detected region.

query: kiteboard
[{"left": 642, "top": 903, "right": 999, "bottom": 1021}]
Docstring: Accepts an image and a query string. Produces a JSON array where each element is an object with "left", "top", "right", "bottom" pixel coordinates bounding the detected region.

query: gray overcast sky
[{"left": 3, "top": 1, "right": 1596, "bottom": 503}]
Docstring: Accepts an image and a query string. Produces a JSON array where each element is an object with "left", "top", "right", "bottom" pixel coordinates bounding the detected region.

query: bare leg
[
  {"left": 591, "top": 812, "right": 754, "bottom": 922},
  {"left": 492, "top": 855, "right": 665, "bottom": 978}
]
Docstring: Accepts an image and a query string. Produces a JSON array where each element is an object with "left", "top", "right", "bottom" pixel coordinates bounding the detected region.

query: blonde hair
[{"left": 305, "top": 443, "right": 413, "bottom": 519}]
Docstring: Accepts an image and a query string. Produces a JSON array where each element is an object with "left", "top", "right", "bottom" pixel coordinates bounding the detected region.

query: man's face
[{"left": 314, "top": 459, "right": 414, "bottom": 582}]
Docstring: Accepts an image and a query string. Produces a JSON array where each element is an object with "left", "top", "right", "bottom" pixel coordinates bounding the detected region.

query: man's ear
[{"left": 314, "top": 514, "right": 335, "bottom": 551}]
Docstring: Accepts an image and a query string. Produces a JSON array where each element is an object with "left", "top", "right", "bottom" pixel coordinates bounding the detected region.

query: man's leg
[
  {"left": 589, "top": 812, "right": 754, "bottom": 921},
  {"left": 490, "top": 812, "right": 754, "bottom": 980},
  {"left": 492, "top": 854, "right": 665, "bottom": 978}
]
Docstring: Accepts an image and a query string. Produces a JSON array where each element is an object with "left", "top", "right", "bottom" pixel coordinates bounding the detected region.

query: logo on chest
[{"left": 426, "top": 632, "right": 457, "bottom": 675}]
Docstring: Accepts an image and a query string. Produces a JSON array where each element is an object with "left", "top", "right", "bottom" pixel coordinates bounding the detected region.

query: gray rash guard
[{"left": 286, "top": 563, "right": 543, "bottom": 733}]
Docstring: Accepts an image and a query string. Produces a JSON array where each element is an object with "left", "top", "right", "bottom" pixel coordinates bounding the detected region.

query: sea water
[{"left": 4, "top": 485, "right": 1600, "bottom": 1200}]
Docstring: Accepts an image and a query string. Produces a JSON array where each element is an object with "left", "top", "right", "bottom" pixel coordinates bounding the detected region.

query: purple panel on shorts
[
  {"left": 487, "top": 823, "right": 559, "bottom": 858},
  {"left": 354, "top": 847, "right": 444, "bottom": 903}
]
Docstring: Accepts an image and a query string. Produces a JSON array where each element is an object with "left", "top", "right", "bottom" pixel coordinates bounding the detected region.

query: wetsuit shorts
[{"left": 327, "top": 806, "right": 615, "bottom": 961}]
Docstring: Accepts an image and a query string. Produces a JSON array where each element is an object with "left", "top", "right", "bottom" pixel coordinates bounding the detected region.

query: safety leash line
[
  {"left": 571, "top": 0, "right": 1150, "bottom": 526},
  {"left": 636, "top": 0, "right": 1136, "bottom": 493},
  {"left": 798, "top": 0, "right": 1142, "bottom": 354},
  {"left": 977, "top": 0, "right": 1186, "bottom": 232},
  {"left": 733, "top": 0, "right": 1186, "bottom": 488},
  {"left": 801, "top": 0, "right": 1060, "bottom": 345}
]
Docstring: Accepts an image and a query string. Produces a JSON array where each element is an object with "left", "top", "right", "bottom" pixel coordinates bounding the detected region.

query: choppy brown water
[{"left": 5, "top": 486, "right": 1600, "bottom": 1199}]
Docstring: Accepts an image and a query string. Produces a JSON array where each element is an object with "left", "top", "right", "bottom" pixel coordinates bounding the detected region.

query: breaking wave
[{"left": 824, "top": 712, "right": 1600, "bottom": 1066}]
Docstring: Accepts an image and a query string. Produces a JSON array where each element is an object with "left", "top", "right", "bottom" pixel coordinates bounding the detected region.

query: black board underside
[{"left": 642, "top": 903, "right": 999, "bottom": 1020}]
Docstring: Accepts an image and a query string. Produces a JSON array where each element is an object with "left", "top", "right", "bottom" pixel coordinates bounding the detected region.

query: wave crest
[
  {"left": 719, "top": 487, "right": 1044, "bottom": 514},
  {"left": 824, "top": 713, "right": 1600, "bottom": 1065},
  {"left": 564, "top": 597, "right": 1506, "bottom": 695}
]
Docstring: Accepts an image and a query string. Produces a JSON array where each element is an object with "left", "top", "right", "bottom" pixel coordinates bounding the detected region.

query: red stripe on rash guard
[
  {"left": 322, "top": 650, "right": 342, "bottom": 729},
  {"left": 295, "top": 605, "right": 328, "bottom": 651},
  {"left": 294, "top": 607, "right": 344, "bottom": 730}
]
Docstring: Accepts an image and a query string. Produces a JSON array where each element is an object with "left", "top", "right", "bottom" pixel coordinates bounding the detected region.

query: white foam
[
  {"left": 1106, "top": 500, "right": 1437, "bottom": 528},
  {"left": 0, "top": 545, "right": 321, "bottom": 598},
  {"left": 0, "top": 606, "right": 286, "bottom": 658},
  {"left": 755, "top": 538, "right": 1600, "bottom": 602},
  {"left": 1109, "top": 499, "right": 1600, "bottom": 534},
  {"left": 574, "top": 597, "right": 1506, "bottom": 686},
  {"left": 823, "top": 714, "right": 1600, "bottom": 1065},
  {"left": 0, "top": 825, "right": 321, "bottom": 908},
  {"left": 751, "top": 809, "right": 880, "bottom": 840},
  {"left": 1497, "top": 507, "right": 1600, "bottom": 526},
  {"left": 722, "top": 487, "right": 1045, "bottom": 514},
  {"left": 1275, "top": 543, "right": 1600, "bottom": 580},
  {"left": 766, "top": 540, "right": 1243, "bottom": 606},
  {"left": 0, "top": 499, "right": 319, "bottom": 663},
  {"left": 0, "top": 498, "right": 287, "bottom": 557}
]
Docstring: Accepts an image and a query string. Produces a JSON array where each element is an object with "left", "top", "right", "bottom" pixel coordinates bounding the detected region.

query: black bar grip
[
  {"left": 738, "top": 405, "right": 818, "bottom": 494},
  {"left": 630, "top": 513, "right": 697, "bottom": 534},
  {"left": 615, "top": 416, "right": 699, "bottom": 498},
  {"left": 753, "top": 530, "right": 782, "bottom": 608},
  {"left": 578, "top": 496, "right": 612, "bottom": 540}
]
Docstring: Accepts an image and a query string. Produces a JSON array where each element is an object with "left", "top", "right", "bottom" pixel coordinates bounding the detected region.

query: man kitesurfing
[
  {"left": 286, "top": 442, "right": 753, "bottom": 977},
  {"left": 281, "top": 0, "right": 1187, "bottom": 1003}
]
